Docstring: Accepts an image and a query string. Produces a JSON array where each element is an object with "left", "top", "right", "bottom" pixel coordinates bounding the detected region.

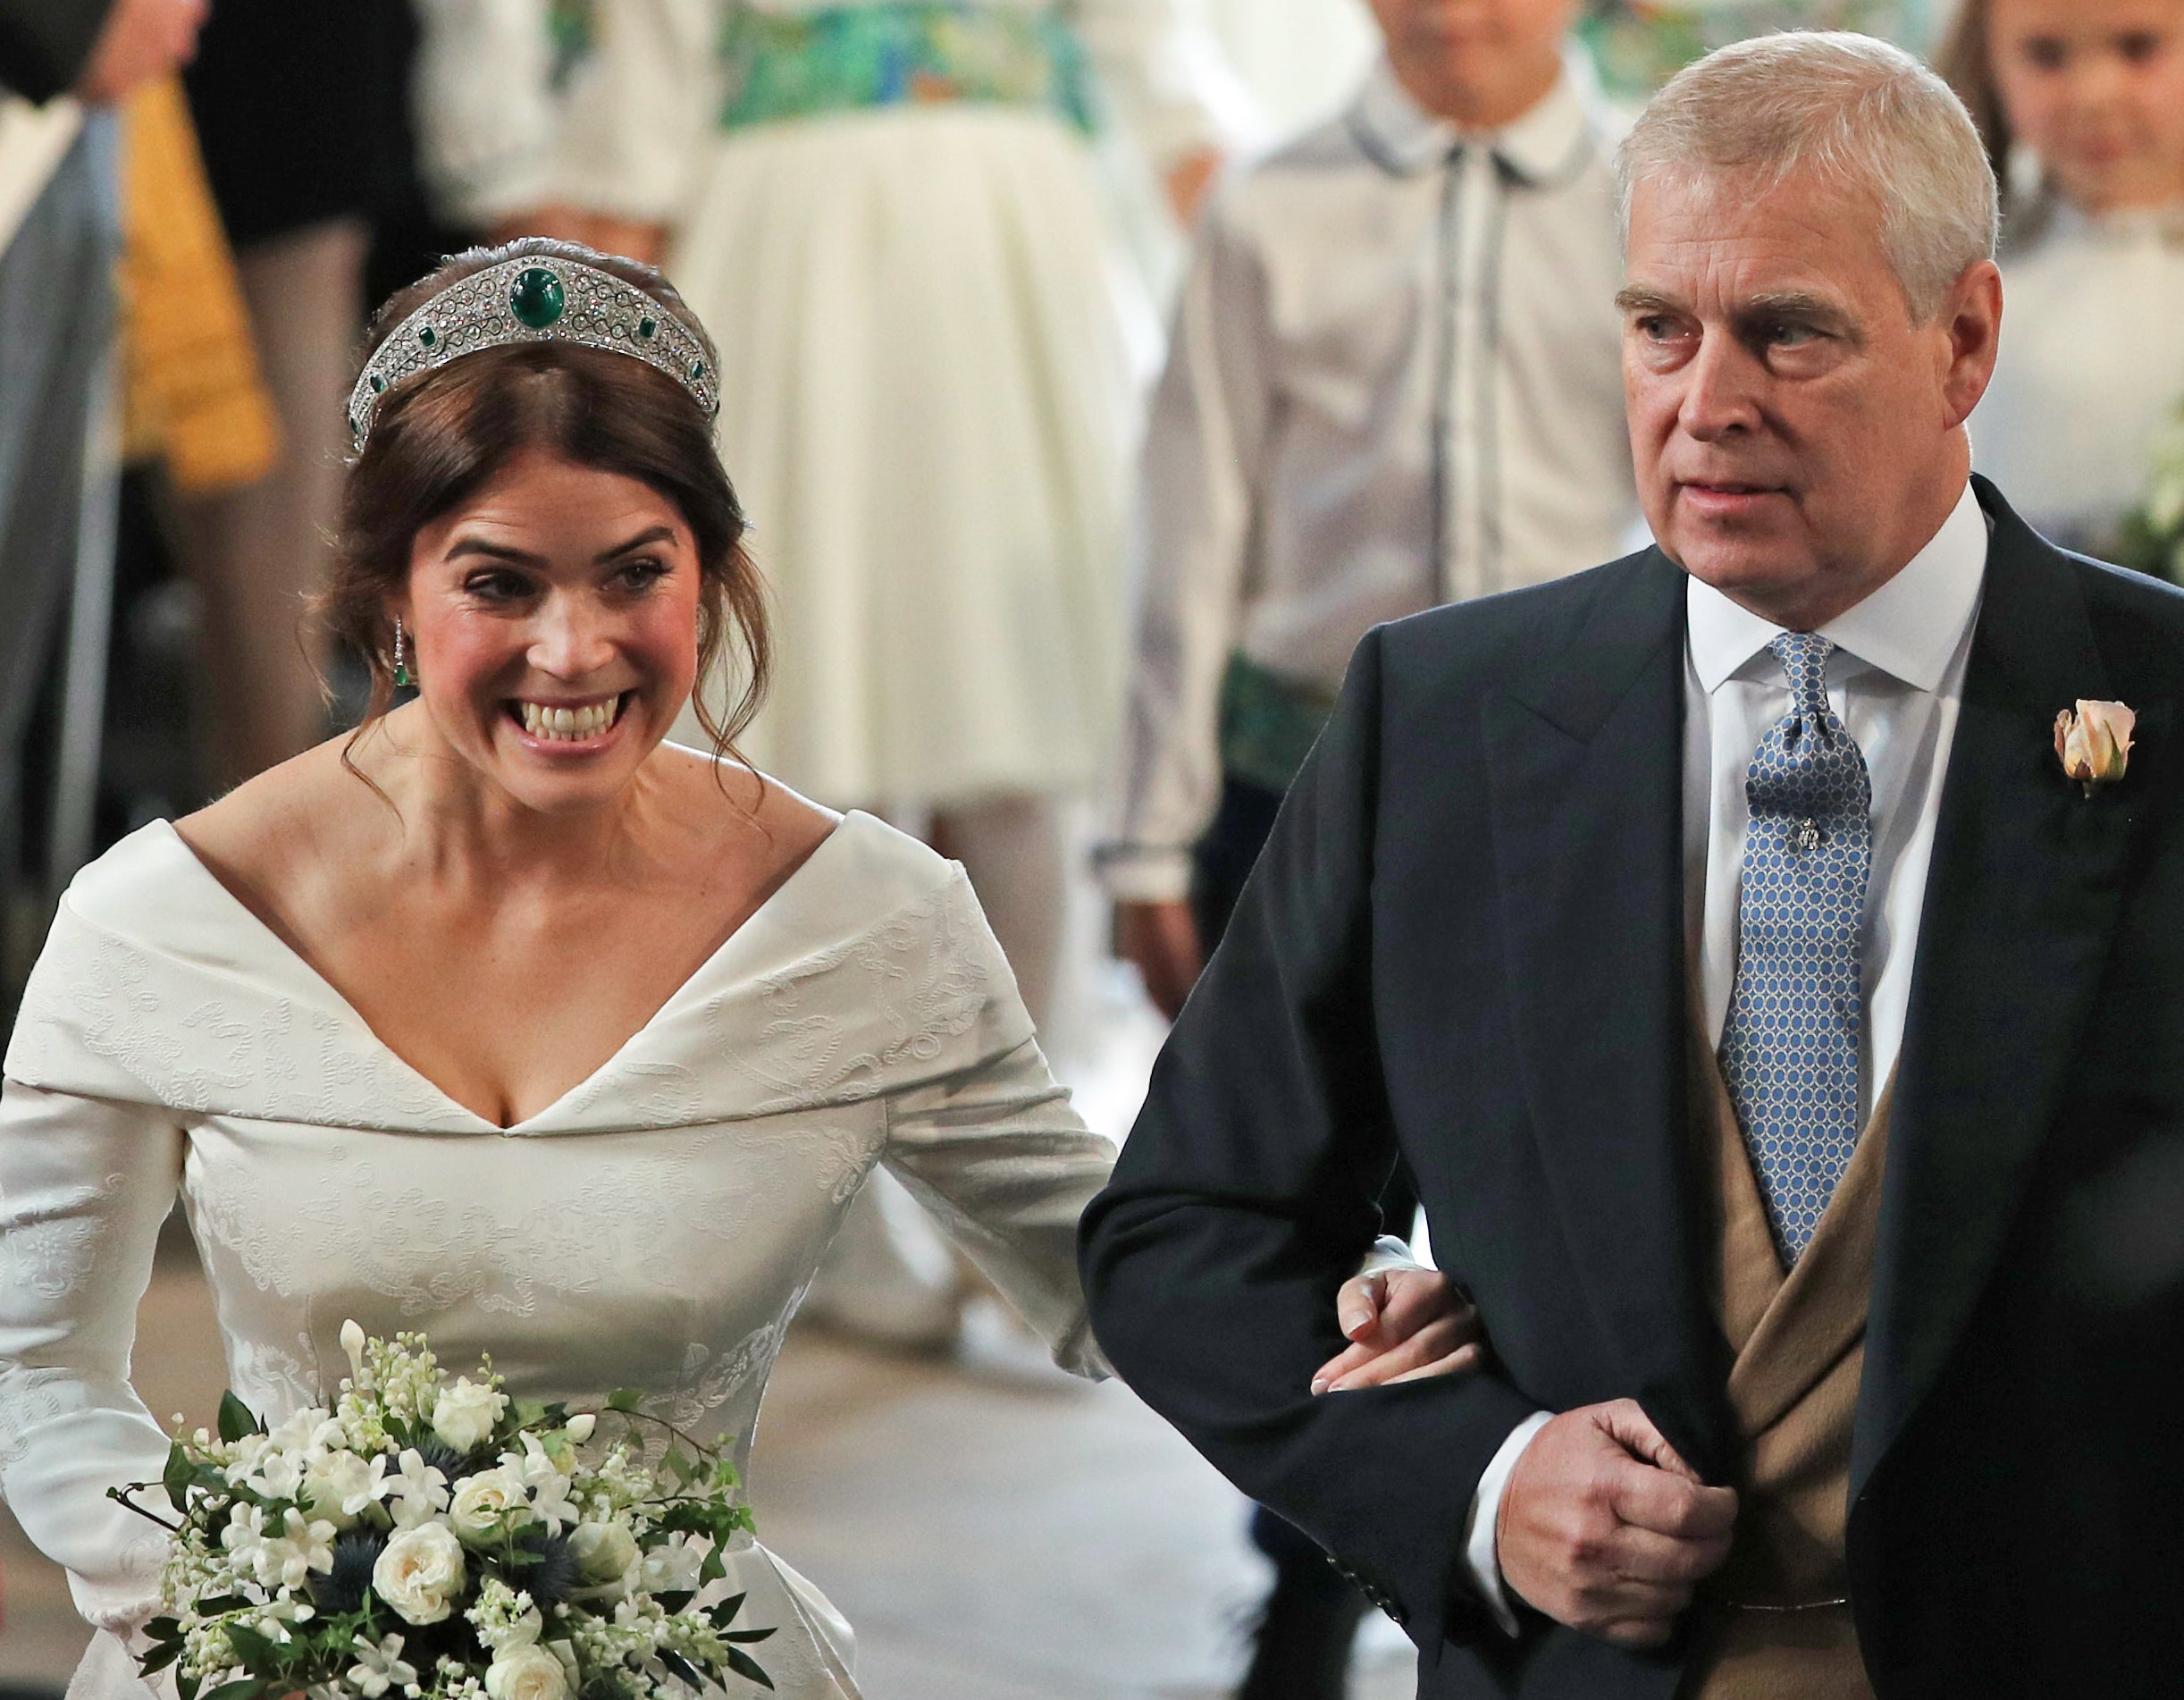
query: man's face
[
  {"left": 1619, "top": 167, "right": 1998, "bottom": 627},
  {"left": 1365, "top": 0, "right": 1582, "bottom": 126},
  {"left": 1989, "top": 0, "right": 2184, "bottom": 214}
]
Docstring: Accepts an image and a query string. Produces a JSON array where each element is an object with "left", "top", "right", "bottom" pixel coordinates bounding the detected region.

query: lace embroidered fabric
[{"left": 0, "top": 812, "right": 1113, "bottom": 1700}]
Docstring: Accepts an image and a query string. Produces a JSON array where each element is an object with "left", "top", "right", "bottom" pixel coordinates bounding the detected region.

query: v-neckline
[{"left": 151, "top": 812, "right": 858, "bottom": 1134}]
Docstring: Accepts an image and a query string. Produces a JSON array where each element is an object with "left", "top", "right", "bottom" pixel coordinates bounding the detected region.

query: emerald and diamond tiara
[{"left": 348, "top": 258, "right": 719, "bottom": 451}]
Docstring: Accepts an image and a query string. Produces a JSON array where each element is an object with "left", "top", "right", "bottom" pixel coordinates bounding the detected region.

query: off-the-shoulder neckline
[{"left": 141, "top": 812, "right": 880, "bottom": 1133}]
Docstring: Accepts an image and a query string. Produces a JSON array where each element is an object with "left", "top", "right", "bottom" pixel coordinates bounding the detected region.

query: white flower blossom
[
  {"left": 566, "top": 1521, "right": 639, "bottom": 1586},
  {"left": 257, "top": 1506, "right": 338, "bottom": 1588},
  {"left": 449, "top": 1465, "right": 533, "bottom": 1544},
  {"left": 433, "top": 1377, "right": 509, "bottom": 1453},
  {"left": 383, "top": 1448, "right": 450, "bottom": 1529},
  {"left": 374, "top": 1524, "right": 467, "bottom": 1626},
  {"left": 340, "top": 1319, "right": 371, "bottom": 1388},
  {"left": 639, "top": 1534, "right": 703, "bottom": 1595},
  {"left": 348, "top": 1633, "right": 418, "bottom": 1699},
  {"left": 301, "top": 1450, "right": 381, "bottom": 1527},
  {"left": 507, "top": 1435, "right": 576, "bottom": 1533},
  {"left": 483, "top": 1648, "right": 567, "bottom": 1700},
  {"left": 466, "top": 1579, "right": 544, "bottom": 1654}
]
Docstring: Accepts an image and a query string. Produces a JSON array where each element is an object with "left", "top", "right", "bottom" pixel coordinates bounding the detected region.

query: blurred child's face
[
  {"left": 1989, "top": 0, "right": 2184, "bottom": 211},
  {"left": 1367, "top": 0, "right": 1581, "bottom": 128}
]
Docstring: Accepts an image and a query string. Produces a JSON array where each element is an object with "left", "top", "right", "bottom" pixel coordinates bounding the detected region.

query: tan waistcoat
[{"left": 1676, "top": 1031, "right": 1887, "bottom": 1700}]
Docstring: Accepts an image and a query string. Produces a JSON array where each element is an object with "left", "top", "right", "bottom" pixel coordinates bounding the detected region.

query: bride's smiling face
[{"left": 399, "top": 447, "right": 702, "bottom": 812}]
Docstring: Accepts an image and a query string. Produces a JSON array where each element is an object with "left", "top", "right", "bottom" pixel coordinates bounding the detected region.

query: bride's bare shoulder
[
  {"left": 655, "top": 743, "right": 839, "bottom": 868},
  {"left": 174, "top": 735, "right": 385, "bottom": 897}
]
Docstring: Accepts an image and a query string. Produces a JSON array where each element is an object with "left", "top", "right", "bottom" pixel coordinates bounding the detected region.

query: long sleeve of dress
[
  {"left": 881, "top": 1038, "right": 1116, "bottom": 1377},
  {"left": 1099, "top": 187, "right": 1274, "bottom": 900},
  {"left": 0, "top": 1077, "right": 182, "bottom": 1630}
]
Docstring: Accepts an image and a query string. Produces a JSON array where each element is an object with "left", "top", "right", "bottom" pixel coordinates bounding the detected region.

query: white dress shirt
[
  {"left": 1100, "top": 55, "right": 1635, "bottom": 900},
  {"left": 1464, "top": 481, "right": 1990, "bottom": 1633}
]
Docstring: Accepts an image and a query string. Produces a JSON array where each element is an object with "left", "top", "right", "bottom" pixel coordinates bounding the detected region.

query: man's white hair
[{"left": 1616, "top": 31, "right": 1999, "bottom": 322}]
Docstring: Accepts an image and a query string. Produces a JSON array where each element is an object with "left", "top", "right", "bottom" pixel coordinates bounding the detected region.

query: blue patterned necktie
[{"left": 1718, "top": 632, "right": 1874, "bottom": 1264}]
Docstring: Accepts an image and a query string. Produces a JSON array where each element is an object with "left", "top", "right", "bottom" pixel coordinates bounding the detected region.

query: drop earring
[{"left": 393, "top": 616, "right": 412, "bottom": 689}]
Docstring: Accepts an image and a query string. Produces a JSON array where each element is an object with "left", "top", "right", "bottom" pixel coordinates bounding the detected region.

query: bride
[{"left": 0, "top": 240, "right": 1476, "bottom": 1699}]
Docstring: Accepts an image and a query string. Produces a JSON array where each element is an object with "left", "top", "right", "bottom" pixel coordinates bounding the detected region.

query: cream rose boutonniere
[{"left": 2055, "top": 700, "right": 2137, "bottom": 795}]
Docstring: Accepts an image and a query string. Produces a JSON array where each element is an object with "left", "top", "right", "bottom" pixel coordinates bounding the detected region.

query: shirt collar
[
  {"left": 1348, "top": 53, "right": 1600, "bottom": 183},
  {"left": 1685, "top": 480, "right": 1988, "bottom": 695}
]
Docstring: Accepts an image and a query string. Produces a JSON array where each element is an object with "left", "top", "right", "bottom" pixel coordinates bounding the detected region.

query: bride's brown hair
[{"left": 319, "top": 237, "right": 770, "bottom": 777}]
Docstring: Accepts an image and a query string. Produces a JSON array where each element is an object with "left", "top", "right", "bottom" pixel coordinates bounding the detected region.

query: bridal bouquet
[{"left": 112, "top": 1324, "right": 775, "bottom": 1700}]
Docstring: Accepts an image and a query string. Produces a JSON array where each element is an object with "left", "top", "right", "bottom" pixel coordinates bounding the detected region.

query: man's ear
[{"left": 1938, "top": 258, "right": 2003, "bottom": 432}]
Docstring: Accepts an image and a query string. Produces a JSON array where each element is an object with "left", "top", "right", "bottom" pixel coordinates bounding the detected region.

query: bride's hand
[{"left": 1309, "top": 1268, "right": 1485, "bottom": 1393}]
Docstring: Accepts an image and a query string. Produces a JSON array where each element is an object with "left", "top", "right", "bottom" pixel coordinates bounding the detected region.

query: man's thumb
[{"left": 1595, "top": 1398, "right": 1698, "bottom": 1481}]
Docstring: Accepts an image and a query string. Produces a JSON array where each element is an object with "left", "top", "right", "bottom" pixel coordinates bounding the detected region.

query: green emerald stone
[
  {"left": 638, "top": 316, "right": 658, "bottom": 340},
  {"left": 689, "top": 360, "right": 706, "bottom": 382},
  {"left": 368, "top": 375, "right": 385, "bottom": 393},
  {"left": 509, "top": 267, "right": 567, "bottom": 330},
  {"left": 418, "top": 324, "right": 438, "bottom": 349}
]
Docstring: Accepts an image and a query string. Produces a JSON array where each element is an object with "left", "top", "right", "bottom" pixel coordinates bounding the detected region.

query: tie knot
[{"left": 1768, "top": 631, "right": 1834, "bottom": 720}]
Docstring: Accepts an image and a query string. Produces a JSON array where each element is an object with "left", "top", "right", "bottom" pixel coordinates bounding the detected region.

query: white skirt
[{"left": 668, "top": 103, "right": 1154, "bottom": 807}]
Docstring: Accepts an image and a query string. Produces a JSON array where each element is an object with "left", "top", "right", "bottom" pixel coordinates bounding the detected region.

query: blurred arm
[
  {"left": 409, "top": 0, "right": 561, "bottom": 226},
  {"left": 1099, "top": 187, "right": 1275, "bottom": 906}
]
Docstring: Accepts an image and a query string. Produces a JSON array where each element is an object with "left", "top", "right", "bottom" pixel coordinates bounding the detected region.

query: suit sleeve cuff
[{"left": 1462, "top": 1410, "right": 1554, "bottom": 1637}]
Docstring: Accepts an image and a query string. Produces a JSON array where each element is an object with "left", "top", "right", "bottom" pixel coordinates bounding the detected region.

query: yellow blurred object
[{"left": 118, "top": 80, "right": 279, "bottom": 494}]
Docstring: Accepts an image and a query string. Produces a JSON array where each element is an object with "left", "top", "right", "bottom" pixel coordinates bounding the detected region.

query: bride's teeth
[{"left": 519, "top": 696, "right": 619, "bottom": 741}]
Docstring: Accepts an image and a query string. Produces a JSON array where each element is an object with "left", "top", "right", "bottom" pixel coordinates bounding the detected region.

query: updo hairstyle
[{"left": 320, "top": 238, "right": 770, "bottom": 769}]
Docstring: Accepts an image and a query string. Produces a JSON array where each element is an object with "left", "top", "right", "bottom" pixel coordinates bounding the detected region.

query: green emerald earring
[{"left": 393, "top": 616, "right": 413, "bottom": 689}]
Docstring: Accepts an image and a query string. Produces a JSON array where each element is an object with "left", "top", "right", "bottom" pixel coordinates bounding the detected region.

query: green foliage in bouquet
[
  {"left": 2115, "top": 402, "right": 2184, "bottom": 585},
  {"left": 111, "top": 1325, "right": 775, "bottom": 1700}
]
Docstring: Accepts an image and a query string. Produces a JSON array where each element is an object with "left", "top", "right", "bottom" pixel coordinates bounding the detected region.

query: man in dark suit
[{"left": 1082, "top": 30, "right": 2184, "bottom": 1700}]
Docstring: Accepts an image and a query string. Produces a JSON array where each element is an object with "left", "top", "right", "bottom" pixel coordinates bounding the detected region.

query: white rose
[
  {"left": 432, "top": 1377, "right": 509, "bottom": 1454},
  {"left": 373, "top": 1524, "right": 467, "bottom": 1626},
  {"left": 483, "top": 1646, "right": 568, "bottom": 1700},
  {"left": 448, "top": 1466, "right": 533, "bottom": 1544},
  {"left": 564, "top": 1414, "right": 596, "bottom": 1443},
  {"left": 566, "top": 1521, "right": 639, "bottom": 1585}
]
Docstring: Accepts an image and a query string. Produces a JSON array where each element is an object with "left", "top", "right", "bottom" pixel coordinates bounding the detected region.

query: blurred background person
[
  {"left": 489, "top": 0, "right": 1256, "bottom": 1353},
  {"left": 1940, "top": 0, "right": 2184, "bottom": 560},
  {"left": 169, "top": 0, "right": 427, "bottom": 790},
  {"left": 1097, "top": 0, "right": 1637, "bottom": 1691},
  {"left": 1, "top": 0, "right": 203, "bottom": 980},
  {"left": 542, "top": 0, "right": 1254, "bottom": 1037}
]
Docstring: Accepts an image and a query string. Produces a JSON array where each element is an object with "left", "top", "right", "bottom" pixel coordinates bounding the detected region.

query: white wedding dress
[{"left": 0, "top": 810, "right": 1114, "bottom": 1700}]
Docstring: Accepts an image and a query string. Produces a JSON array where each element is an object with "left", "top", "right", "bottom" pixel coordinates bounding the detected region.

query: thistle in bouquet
[{"left": 110, "top": 1322, "right": 776, "bottom": 1700}]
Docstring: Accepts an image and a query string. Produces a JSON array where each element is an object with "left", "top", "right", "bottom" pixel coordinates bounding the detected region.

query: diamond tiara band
[{"left": 348, "top": 258, "right": 720, "bottom": 451}]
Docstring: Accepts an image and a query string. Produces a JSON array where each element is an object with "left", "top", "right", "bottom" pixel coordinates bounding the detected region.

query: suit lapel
[
  {"left": 1853, "top": 481, "right": 2163, "bottom": 1492},
  {"left": 1484, "top": 552, "right": 1732, "bottom": 1474}
]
